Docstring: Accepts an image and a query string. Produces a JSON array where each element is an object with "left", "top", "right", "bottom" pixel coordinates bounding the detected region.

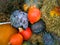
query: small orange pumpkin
[
  {"left": 19, "top": 27, "right": 32, "bottom": 40},
  {"left": 9, "top": 33, "right": 23, "bottom": 45},
  {"left": 28, "top": 6, "right": 41, "bottom": 24}
]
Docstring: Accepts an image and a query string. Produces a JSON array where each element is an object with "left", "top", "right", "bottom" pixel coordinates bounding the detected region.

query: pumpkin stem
[{"left": 18, "top": 28, "right": 23, "bottom": 32}]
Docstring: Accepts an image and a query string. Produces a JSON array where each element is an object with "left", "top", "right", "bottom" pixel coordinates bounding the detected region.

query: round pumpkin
[
  {"left": 9, "top": 33, "right": 23, "bottom": 45},
  {"left": 0, "top": 24, "right": 18, "bottom": 45},
  {"left": 28, "top": 6, "right": 41, "bottom": 24}
]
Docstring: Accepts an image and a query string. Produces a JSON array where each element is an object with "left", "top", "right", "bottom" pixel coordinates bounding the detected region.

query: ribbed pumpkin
[
  {"left": 23, "top": 0, "right": 43, "bottom": 11},
  {"left": 0, "top": 24, "right": 18, "bottom": 45}
]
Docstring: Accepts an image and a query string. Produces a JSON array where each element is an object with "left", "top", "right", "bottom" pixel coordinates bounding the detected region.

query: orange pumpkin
[
  {"left": 9, "top": 33, "right": 23, "bottom": 45},
  {"left": 0, "top": 24, "right": 18, "bottom": 45},
  {"left": 19, "top": 27, "right": 32, "bottom": 40},
  {"left": 28, "top": 6, "right": 41, "bottom": 24}
]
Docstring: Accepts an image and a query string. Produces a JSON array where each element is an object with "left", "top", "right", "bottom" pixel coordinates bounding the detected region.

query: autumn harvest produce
[
  {"left": 0, "top": 24, "right": 18, "bottom": 45},
  {"left": 10, "top": 8, "right": 45, "bottom": 45},
  {"left": 19, "top": 27, "right": 32, "bottom": 40},
  {"left": 10, "top": 10, "right": 32, "bottom": 40},
  {"left": 10, "top": 8, "right": 42, "bottom": 45},
  {"left": 0, "top": 0, "right": 60, "bottom": 45},
  {"left": 28, "top": 6, "right": 41, "bottom": 24},
  {"left": 9, "top": 33, "right": 23, "bottom": 45}
]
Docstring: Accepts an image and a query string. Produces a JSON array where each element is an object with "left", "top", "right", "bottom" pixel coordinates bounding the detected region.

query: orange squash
[
  {"left": 28, "top": 6, "right": 41, "bottom": 24},
  {"left": 9, "top": 33, "right": 23, "bottom": 45},
  {"left": 19, "top": 27, "right": 32, "bottom": 40},
  {"left": 0, "top": 24, "right": 18, "bottom": 45}
]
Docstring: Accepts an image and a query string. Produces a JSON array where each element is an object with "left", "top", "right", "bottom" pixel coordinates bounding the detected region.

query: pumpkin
[
  {"left": 0, "top": 24, "right": 18, "bottom": 45},
  {"left": 9, "top": 33, "right": 23, "bottom": 45},
  {"left": 23, "top": 0, "right": 43, "bottom": 11},
  {"left": 28, "top": 6, "right": 41, "bottom": 24},
  {"left": 19, "top": 27, "right": 32, "bottom": 40}
]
